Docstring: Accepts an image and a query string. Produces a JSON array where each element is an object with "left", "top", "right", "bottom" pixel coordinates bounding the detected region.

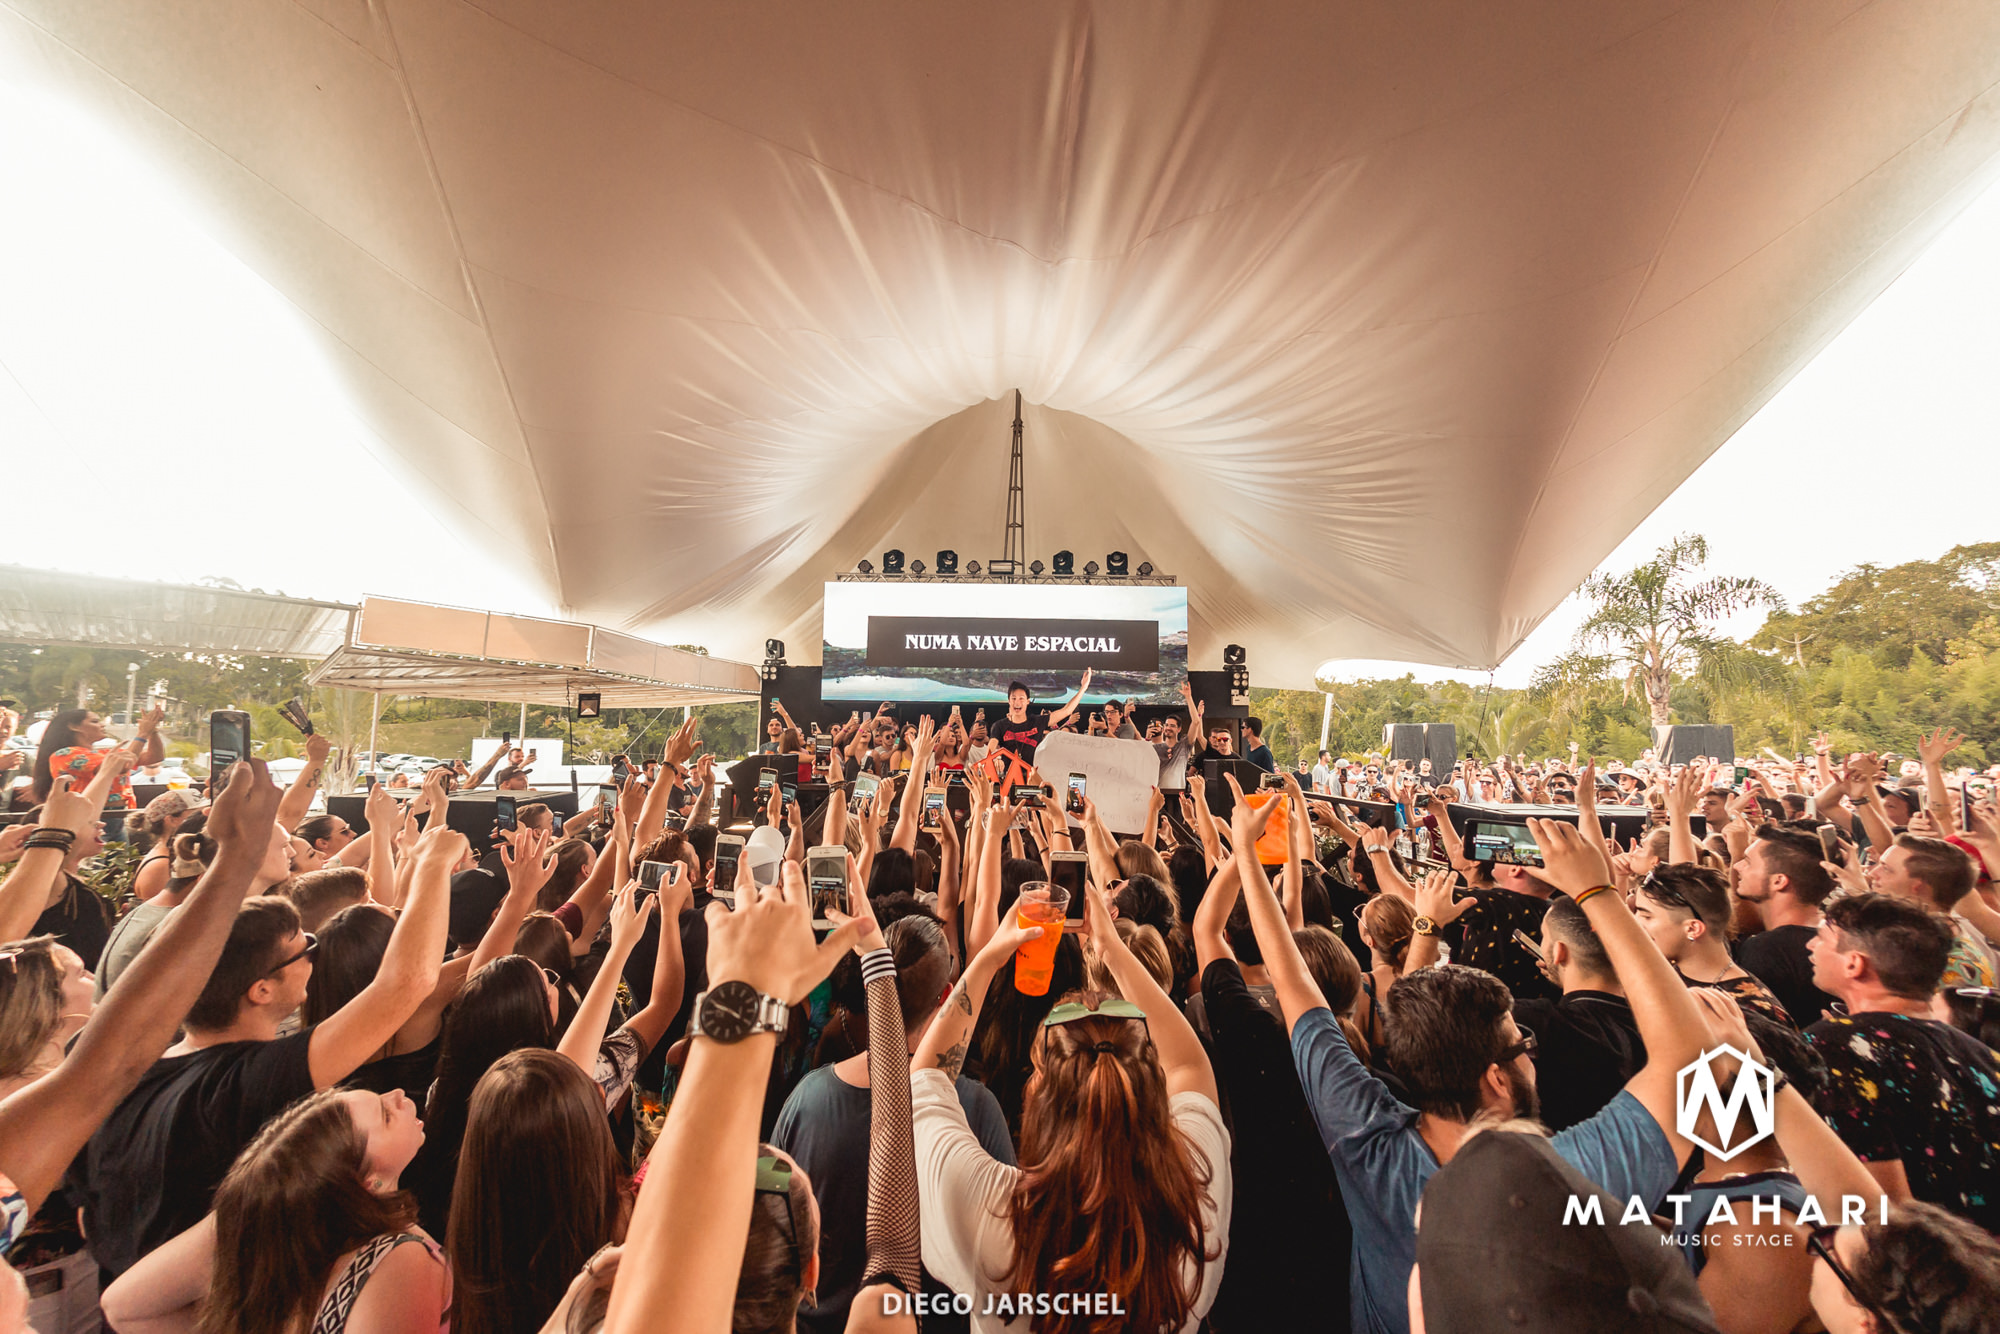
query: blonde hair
[{"left": 1087, "top": 920, "right": 1173, "bottom": 995}]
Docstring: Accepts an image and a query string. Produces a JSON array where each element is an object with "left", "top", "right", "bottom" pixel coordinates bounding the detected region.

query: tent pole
[
  {"left": 1319, "top": 692, "right": 1333, "bottom": 754},
  {"left": 368, "top": 692, "right": 381, "bottom": 777},
  {"left": 519, "top": 701, "right": 528, "bottom": 742}
]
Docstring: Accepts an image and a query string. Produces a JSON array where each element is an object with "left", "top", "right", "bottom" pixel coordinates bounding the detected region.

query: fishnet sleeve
[{"left": 859, "top": 946, "right": 924, "bottom": 1304}]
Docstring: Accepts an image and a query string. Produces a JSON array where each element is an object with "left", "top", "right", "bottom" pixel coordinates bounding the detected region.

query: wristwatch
[
  {"left": 688, "top": 980, "right": 788, "bottom": 1043},
  {"left": 1412, "top": 915, "right": 1439, "bottom": 937}
]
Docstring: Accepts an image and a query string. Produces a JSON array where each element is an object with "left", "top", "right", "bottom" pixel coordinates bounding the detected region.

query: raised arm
[
  {"left": 1084, "top": 879, "right": 1215, "bottom": 1101},
  {"left": 1190, "top": 855, "right": 1241, "bottom": 974},
  {"left": 1918, "top": 727, "right": 1964, "bottom": 836},
  {"left": 688, "top": 754, "right": 717, "bottom": 829},
  {"left": 626, "top": 874, "right": 692, "bottom": 1053},
  {"left": 0, "top": 762, "right": 280, "bottom": 1210},
  {"left": 560, "top": 885, "right": 656, "bottom": 1073},
  {"left": 0, "top": 768, "right": 121, "bottom": 946},
  {"left": 1664, "top": 766, "right": 1702, "bottom": 866},
  {"left": 362, "top": 781, "right": 401, "bottom": 905},
  {"left": 1530, "top": 818, "right": 1710, "bottom": 1167},
  {"left": 307, "top": 824, "right": 455, "bottom": 1088},
  {"left": 469, "top": 827, "right": 554, "bottom": 976},
  {"left": 890, "top": 717, "right": 937, "bottom": 854},
  {"left": 603, "top": 867, "right": 853, "bottom": 1334},
  {"left": 464, "top": 743, "right": 506, "bottom": 790},
  {"left": 1220, "top": 776, "right": 1328, "bottom": 1033},
  {"left": 276, "top": 732, "right": 331, "bottom": 833},
  {"left": 914, "top": 895, "right": 1040, "bottom": 1081},
  {"left": 1045, "top": 668, "right": 1092, "bottom": 728}
]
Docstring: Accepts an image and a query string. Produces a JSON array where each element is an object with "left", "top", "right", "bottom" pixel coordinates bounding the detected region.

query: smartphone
[
  {"left": 1016, "top": 788, "right": 1045, "bottom": 809},
  {"left": 1065, "top": 773, "right": 1087, "bottom": 816},
  {"left": 712, "top": 834, "right": 745, "bottom": 893},
  {"left": 612, "top": 756, "right": 629, "bottom": 783},
  {"left": 922, "top": 787, "right": 946, "bottom": 831},
  {"left": 360, "top": 773, "right": 377, "bottom": 791},
  {"left": 1050, "top": 850, "right": 1088, "bottom": 922},
  {"left": 781, "top": 781, "right": 798, "bottom": 810},
  {"left": 1465, "top": 819, "right": 1542, "bottom": 868},
  {"left": 1964, "top": 785, "right": 1977, "bottom": 835},
  {"left": 757, "top": 768, "right": 777, "bottom": 794},
  {"left": 495, "top": 795, "right": 518, "bottom": 832},
  {"left": 597, "top": 784, "right": 618, "bottom": 815},
  {"left": 806, "top": 845, "right": 848, "bottom": 929},
  {"left": 502, "top": 730, "right": 512, "bottom": 749},
  {"left": 1817, "top": 823, "right": 1845, "bottom": 865},
  {"left": 1259, "top": 771, "right": 1286, "bottom": 790},
  {"left": 209, "top": 710, "right": 251, "bottom": 773},
  {"left": 638, "top": 860, "right": 678, "bottom": 894},
  {"left": 946, "top": 769, "right": 966, "bottom": 787},
  {"left": 1734, "top": 765, "right": 1750, "bottom": 785},
  {"left": 852, "top": 773, "right": 881, "bottom": 804},
  {"left": 1512, "top": 928, "right": 1547, "bottom": 964}
]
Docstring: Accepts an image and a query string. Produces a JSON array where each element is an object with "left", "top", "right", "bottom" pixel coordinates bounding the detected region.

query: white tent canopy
[
  {"left": 0, "top": 565, "right": 355, "bottom": 659},
  {"left": 7, "top": 2, "right": 2000, "bottom": 685},
  {"left": 306, "top": 597, "right": 759, "bottom": 708}
]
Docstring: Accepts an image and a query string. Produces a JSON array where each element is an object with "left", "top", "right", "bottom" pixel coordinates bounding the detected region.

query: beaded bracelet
[
  {"left": 22, "top": 829, "right": 77, "bottom": 852},
  {"left": 1572, "top": 884, "right": 1615, "bottom": 907}
]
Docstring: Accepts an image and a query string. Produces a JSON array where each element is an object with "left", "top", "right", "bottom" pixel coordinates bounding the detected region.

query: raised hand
[
  {"left": 1919, "top": 727, "right": 1966, "bottom": 769},
  {"left": 1413, "top": 866, "right": 1466, "bottom": 925},
  {"left": 705, "top": 859, "right": 858, "bottom": 1003},
  {"left": 1525, "top": 817, "right": 1616, "bottom": 899},
  {"left": 502, "top": 825, "right": 555, "bottom": 898},
  {"left": 1222, "top": 773, "right": 1279, "bottom": 850},
  {"left": 608, "top": 883, "right": 658, "bottom": 955},
  {"left": 206, "top": 759, "right": 282, "bottom": 852},
  {"left": 415, "top": 821, "right": 469, "bottom": 868},
  {"left": 823, "top": 852, "right": 883, "bottom": 953}
]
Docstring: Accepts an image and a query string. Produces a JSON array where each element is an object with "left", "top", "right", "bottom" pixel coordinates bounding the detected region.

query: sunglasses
[
  {"left": 1043, "top": 997, "right": 1147, "bottom": 1028},
  {"left": 1495, "top": 1025, "right": 1537, "bottom": 1064},
  {"left": 754, "top": 1154, "right": 799, "bottom": 1253},
  {"left": 1806, "top": 1224, "right": 1886, "bottom": 1321},
  {"left": 265, "top": 933, "right": 317, "bottom": 977}
]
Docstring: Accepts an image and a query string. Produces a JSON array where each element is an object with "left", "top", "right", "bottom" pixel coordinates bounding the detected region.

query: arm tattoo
[
  {"left": 955, "top": 984, "right": 972, "bottom": 1015},
  {"left": 938, "top": 1038, "right": 970, "bottom": 1082}
]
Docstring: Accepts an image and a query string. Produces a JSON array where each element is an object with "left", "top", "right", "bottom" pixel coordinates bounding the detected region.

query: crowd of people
[{"left": 3, "top": 684, "right": 2000, "bottom": 1334}]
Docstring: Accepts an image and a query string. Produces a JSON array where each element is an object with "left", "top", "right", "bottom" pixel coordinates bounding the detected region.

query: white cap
[{"left": 744, "top": 826, "right": 786, "bottom": 887}]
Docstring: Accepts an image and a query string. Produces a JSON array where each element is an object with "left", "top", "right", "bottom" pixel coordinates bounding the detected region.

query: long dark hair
[
  {"left": 1003, "top": 988, "right": 1214, "bottom": 1334},
  {"left": 304, "top": 904, "right": 395, "bottom": 1027},
  {"left": 412, "top": 956, "right": 556, "bottom": 1235},
  {"left": 31, "top": 708, "right": 91, "bottom": 802},
  {"left": 968, "top": 935, "right": 1087, "bottom": 1135},
  {"left": 447, "top": 1050, "right": 628, "bottom": 1334},
  {"left": 201, "top": 1089, "right": 417, "bottom": 1334}
]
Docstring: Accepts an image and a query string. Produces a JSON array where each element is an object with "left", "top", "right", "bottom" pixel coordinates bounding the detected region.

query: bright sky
[{"left": 3, "top": 75, "right": 1997, "bottom": 684}]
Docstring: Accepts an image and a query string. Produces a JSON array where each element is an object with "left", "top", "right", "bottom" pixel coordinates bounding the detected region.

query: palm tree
[
  {"left": 1532, "top": 534, "right": 1784, "bottom": 728},
  {"left": 1452, "top": 699, "right": 1548, "bottom": 761}
]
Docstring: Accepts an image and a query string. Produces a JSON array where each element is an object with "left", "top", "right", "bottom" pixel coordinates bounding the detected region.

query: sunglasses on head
[
  {"left": 755, "top": 1154, "right": 799, "bottom": 1252},
  {"left": 1043, "top": 997, "right": 1147, "bottom": 1028}
]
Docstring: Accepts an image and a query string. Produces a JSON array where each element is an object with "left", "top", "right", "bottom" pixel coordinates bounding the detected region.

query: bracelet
[
  {"left": 23, "top": 829, "right": 77, "bottom": 851},
  {"left": 1572, "top": 884, "right": 1615, "bottom": 907}
]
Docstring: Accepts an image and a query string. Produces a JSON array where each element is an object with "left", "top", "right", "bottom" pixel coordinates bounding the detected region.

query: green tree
[
  {"left": 1753, "top": 542, "right": 2000, "bottom": 669},
  {"left": 1533, "top": 534, "right": 1783, "bottom": 727}
]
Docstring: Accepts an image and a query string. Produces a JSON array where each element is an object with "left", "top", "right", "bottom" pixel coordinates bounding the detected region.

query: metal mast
[{"left": 1003, "top": 389, "right": 1025, "bottom": 582}]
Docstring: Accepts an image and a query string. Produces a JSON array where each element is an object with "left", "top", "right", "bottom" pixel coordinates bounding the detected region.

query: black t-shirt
[
  {"left": 73, "top": 1031, "right": 316, "bottom": 1279},
  {"left": 35, "top": 874, "right": 114, "bottom": 973},
  {"left": 1733, "top": 925, "right": 1835, "bottom": 1027},
  {"left": 1511, "top": 990, "right": 1647, "bottom": 1132},
  {"left": 1444, "top": 889, "right": 1560, "bottom": 1001},
  {"left": 1807, "top": 1012, "right": 2000, "bottom": 1232},
  {"left": 1199, "top": 959, "right": 1352, "bottom": 1329},
  {"left": 993, "top": 712, "right": 1053, "bottom": 767},
  {"left": 774, "top": 1064, "right": 1015, "bottom": 1334},
  {"left": 344, "top": 1034, "right": 443, "bottom": 1100}
]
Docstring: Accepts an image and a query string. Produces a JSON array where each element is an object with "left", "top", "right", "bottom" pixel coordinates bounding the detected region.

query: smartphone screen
[
  {"left": 807, "top": 847, "right": 847, "bottom": 928},
  {"left": 612, "top": 757, "right": 629, "bottom": 783},
  {"left": 1467, "top": 820, "right": 1541, "bottom": 867},
  {"left": 782, "top": 781, "right": 798, "bottom": 810},
  {"left": 1817, "top": 823, "right": 1844, "bottom": 864},
  {"left": 758, "top": 768, "right": 777, "bottom": 794},
  {"left": 1050, "top": 851, "right": 1087, "bottom": 921},
  {"left": 853, "top": 773, "right": 880, "bottom": 804},
  {"left": 712, "top": 835, "right": 745, "bottom": 892},
  {"left": 922, "top": 788, "right": 946, "bottom": 831},
  {"left": 495, "top": 795, "right": 518, "bottom": 832},
  {"left": 209, "top": 710, "right": 251, "bottom": 774},
  {"left": 1734, "top": 765, "right": 1750, "bottom": 785},
  {"left": 1065, "top": 773, "right": 1087, "bottom": 816},
  {"left": 638, "top": 860, "right": 670, "bottom": 893},
  {"left": 597, "top": 784, "right": 618, "bottom": 814},
  {"left": 946, "top": 769, "right": 966, "bottom": 787},
  {"left": 1511, "top": 928, "right": 1546, "bottom": 964},
  {"left": 1259, "top": 771, "right": 1285, "bottom": 790},
  {"left": 1964, "top": 785, "right": 1977, "bottom": 835}
]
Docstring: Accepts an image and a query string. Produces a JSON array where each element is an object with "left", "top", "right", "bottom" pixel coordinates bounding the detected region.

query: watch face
[
  {"left": 1412, "top": 915, "right": 1437, "bottom": 936},
  {"left": 699, "top": 980, "right": 762, "bottom": 1043}
]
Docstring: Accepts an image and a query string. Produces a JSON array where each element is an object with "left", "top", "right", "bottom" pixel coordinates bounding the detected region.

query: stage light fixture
[
  {"left": 577, "top": 692, "right": 602, "bottom": 718},
  {"left": 764, "top": 639, "right": 785, "bottom": 660},
  {"left": 1137, "top": 561, "right": 1154, "bottom": 577},
  {"left": 760, "top": 661, "right": 782, "bottom": 683},
  {"left": 883, "top": 549, "right": 905, "bottom": 575},
  {"left": 1107, "top": 551, "right": 1129, "bottom": 576},
  {"left": 965, "top": 560, "right": 982, "bottom": 576},
  {"left": 1029, "top": 559, "right": 1045, "bottom": 576},
  {"left": 1084, "top": 560, "right": 1101, "bottom": 576},
  {"left": 936, "top": 549, "right": 958, "bottom": 575},
  {"left": 1230, "top": 664, "right": 1250, "bottom": 705},
  {"left": 1053, "top": 550, "right": 1075, "bottom": 575},
  {"left": 856, "top": 558, "right": 874, "bottom": 575},
  {"left": 911, "top": 558, "right": 927, "bottom": 575},
  {"left": 1223, "top": 643, "right": 1247, "bottom": 666}
]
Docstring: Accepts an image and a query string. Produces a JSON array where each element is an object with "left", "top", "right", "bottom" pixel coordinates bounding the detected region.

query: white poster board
[
  {"left": 1032, "top": 732, "right": 1162, "bottom": 835},
  {"left": 470, "top": 736, "right": 567, "bottom": 784}
]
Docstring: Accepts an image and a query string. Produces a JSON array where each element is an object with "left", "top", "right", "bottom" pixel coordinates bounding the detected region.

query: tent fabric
[
  {"left": 0, "top": 565, "right": 356, "bottom": 659},
  {"left": 6, "top": 2, "right": 2000, "bottom": 686},
  {"left": 305, "top": 596, "right": 760, "bottom": 707}
]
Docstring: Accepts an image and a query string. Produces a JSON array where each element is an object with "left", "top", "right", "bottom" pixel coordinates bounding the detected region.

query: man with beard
[{"left": 1233, "top": 798, "right": 1713, "bottom": 1334}]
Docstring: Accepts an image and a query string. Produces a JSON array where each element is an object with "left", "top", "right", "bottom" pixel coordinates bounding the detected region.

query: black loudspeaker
[
  {"left": 1383, "top": 724, "right": 1426, "bottom": 764},
  {"left": 1653, "top": 724, "right": 1735, "bottom": 767},
  {"left": 1422, "top": 723, "right": 1458, "bottom": 776},
  {"left": 1200, "top": 757, "right": 1267, "bottom": 817}
]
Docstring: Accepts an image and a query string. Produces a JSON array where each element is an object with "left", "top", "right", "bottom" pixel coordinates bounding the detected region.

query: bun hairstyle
[
  {"left": 1008, "top": 988, "right": 1215, "bottom": 1334},
  {"left": 168, "top": 828, "right": 219, "bottom": 895},
  {"left": 1361, "top": 894, "right": 1417, "bottom": 968}
]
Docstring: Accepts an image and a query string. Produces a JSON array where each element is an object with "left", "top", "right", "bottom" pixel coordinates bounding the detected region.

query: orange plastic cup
[{"left": 1014, "top": 883, "right": 1069, "bottom": 995}]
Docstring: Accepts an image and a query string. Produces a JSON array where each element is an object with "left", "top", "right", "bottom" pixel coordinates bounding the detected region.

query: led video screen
[{"left": 821, "top": 582, "right": 1188, "bottom": 704}]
